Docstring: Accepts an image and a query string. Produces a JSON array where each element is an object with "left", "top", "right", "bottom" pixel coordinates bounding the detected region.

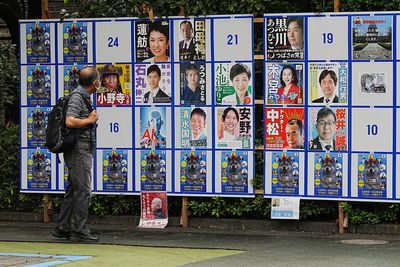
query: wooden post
[
  {"left": 43, "top": 195, "right": 53, "bottom": 223},
  {"left": 180, "top": 197, "right": 189, "bottom": 228},
  {"left": 333, "top": 0, "right": 346, "bottom": 234},
  {"left": 41, "top": 0, "right": 50, "bottom": 19}
]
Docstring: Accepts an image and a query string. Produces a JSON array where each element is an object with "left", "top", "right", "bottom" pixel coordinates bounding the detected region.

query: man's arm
[{"left": 66, "top": 110, "right": 98, "bottom": 128}]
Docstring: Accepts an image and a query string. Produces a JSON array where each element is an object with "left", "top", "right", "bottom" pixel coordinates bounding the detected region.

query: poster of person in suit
[{"left": 177, "top": 19, "right": 206, "bottom": 61}]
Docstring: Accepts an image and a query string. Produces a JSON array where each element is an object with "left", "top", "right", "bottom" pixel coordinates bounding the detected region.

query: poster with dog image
[
  {"left": 62, "top": 22, "right": 88, "bottom": 63},
  {"left": 271, "top": 152, "right": 300, "bottom": 195},
  {"left": 313, "top": 152, "right": 343, "bottom": 197},
  {"left": 220, "top": 151, "right": 249, "bottom": 193},
  {"left": 26, "top": 65, "right": 52, "bottom": 106},
  {"left": 139, "top": 192, "right": 168, "bottom": 228},
  {"left": 26, "top": 149, "right": 52, "bottom": 190},
  {"left": 140, "top": 150, "right": 166, "bottom": 191},
  {"left": 25, "top": 22, "right": 51, "bottom": 63},
  {"left": 101, "top": 149, "right": 128, "bottom": 191},
  {"left": 179, "top": 150, "right": 207, "bottom": 193},
  {"left": 61, "top": 64, "right": 85, "bottom": 96},
  {"left": 26, "top": 107, "right": 50, "bottom": 148},
  {"left": 357, "top": 153, "right": 387, "bottom": 199}
]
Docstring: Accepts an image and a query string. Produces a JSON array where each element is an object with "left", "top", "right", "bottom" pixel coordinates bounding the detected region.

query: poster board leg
[
  {"left": 180, "top": 197, "right": 189, "bottom": 228},
  {"left": 43, "top": 194, "right": 53, "bottom": 223},
  {"left": 338, "top": 201, "right": 346, "bottom": 234}
]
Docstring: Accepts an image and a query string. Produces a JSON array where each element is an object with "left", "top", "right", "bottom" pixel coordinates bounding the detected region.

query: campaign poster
[
  {"left": 101, "top": 149, "right": 128, "bottom": 191},
  {"left": 179, "top": 150, "right": 207, "bottom": 193},
  {"left": 26, "top": 65, "right": 52, "bottom": 106},
  {"left": 96, "top": 64, "right": 132, "bottom": 106},
  {"left": 265, "top": 16, "right": 304, "bottom": 60},
  {"left": 176, "top": 107, "right": 211, "bottom": 149},
  {"left": 357, "top": 154, "right": 387, "bottom": 199},
  {"left": 134, "top": 63, "right": 171, "bottom": 104},
  {"left": 138, "top": 192, "right": 168, "bottom": 228},
  {"left": 179, "top": 63, "right": 206, "bottom": 105},
  {"left": 26, "top": 149, "right": 52, "bottom": 190},
  {"left": 359, "top": 72, "right": 387, "bottom": 94},
  {"left": 220, "top": 151, "right": 249, "bottom": 193},
  {"left": 313, "top": 152, "right": 343, "bottom": 197},
  {"left": 140, "top": 150, "right": 167, "bottom": 191},
  {"left": 27, "top": 107, "right": 50, "bottom": 148},
  {"left": 62, "top": 22, "right": 88, "bottom": 63},
  {"left": 265, "top": 107, "right": 305, "bottom": 150},
  {"left": 177, "top": 19, "right": 206, "bottom": 61},
  {"left": 266, "top": 63, "right": 304, "bottom": 105},
  {"left": 308, "top": 107, "right": 348, "bottom": 151},
  {"left": 352, "top": 15, "right": 392, "bottom": 60},
  {"left": 25, "top": 22, "right": 51, "bottom": 63},
  {"left": 139, "top": 107, "right": 167, "bottom": 149},
  {"left": 215, "top": 106, "right": 253, "bottom": 149},
  {"left": 135, "top": 20, "right": 170, "bottom": 63},
  {"left": 215, "top": 62, "right": 253, "bottom": 105},
  {"left": 309, "top": 62, "right": 348, "bottom": 104},
  {"left": 62, "top": 64, "right": 85, "bottom": 96},
  {"left": 271, "top": 152, "right": 300, "bottom": 195}
]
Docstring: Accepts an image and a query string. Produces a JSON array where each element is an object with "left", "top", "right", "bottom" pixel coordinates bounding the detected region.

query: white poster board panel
[
  {"left": 351, "top": 62, "right": 393, "bottom": 106},
  {"left": 308, "top": 16, "right": 348, "bottom": 60},
  {"left": 95, "top": 21, "right": 132, "bottom": 63},
  {"left": 96, "top": 107, "right": 132, "bottom": 148},
  {"left": 351, "top": 108, "right": 393, "bottom": 152},
  {"left": 213, "top": 17, "right": 253, "bottom": 61}
]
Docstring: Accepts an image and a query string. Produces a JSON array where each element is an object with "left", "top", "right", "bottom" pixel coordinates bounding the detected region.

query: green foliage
[
  {"left": 0, "top": 41, "right": 19, "bottom": 126},
  {"left": 341, "top": 202, "right": 400, "bottom": 225},
  {"left": 300, "top": 200, "right": 337, "bottom": 221}
]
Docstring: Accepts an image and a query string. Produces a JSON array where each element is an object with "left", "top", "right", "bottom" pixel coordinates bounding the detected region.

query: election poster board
[
  {"left": 264, "top": 12, "right": 400, "bottom": 202},
  {"left": 19, "top": 15, "right": 255, "bottom": 197}
]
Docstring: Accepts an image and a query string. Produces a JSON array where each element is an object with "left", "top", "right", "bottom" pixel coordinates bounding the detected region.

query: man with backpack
[{"left": 51, "top": 66, "right": 100, "bottom": 242}]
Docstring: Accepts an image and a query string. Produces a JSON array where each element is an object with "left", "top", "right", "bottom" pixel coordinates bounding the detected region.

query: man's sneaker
[
  {"left": 70, "top": 232, "right": 99, "bottom": 242},
  {"left": 51, "top": 225, "right": 71, "bottom": 239}
]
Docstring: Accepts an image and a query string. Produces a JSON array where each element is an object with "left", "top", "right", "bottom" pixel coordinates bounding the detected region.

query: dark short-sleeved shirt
[
  {"left": 181, "top": 85, "right": 202, "bottom": 105},
  {"left": 66, "top": 85, "right": 94, "bottom": 141}
]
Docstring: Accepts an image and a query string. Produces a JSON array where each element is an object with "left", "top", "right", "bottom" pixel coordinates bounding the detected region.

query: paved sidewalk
[{"left": 1, "top": 221, "right": 400, "bottom": 266}]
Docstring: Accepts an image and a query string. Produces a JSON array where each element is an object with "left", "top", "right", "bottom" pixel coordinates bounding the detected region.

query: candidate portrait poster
[
  {"left": 138, "top": 192, "right": 168, "bottom": 228},
  {"left": 96, "top": 64, "right": 132, "bottom": 106},
  {"left": 179, "top": 63, "right": 206, "bottom": 105},
  {"left": 265, "top": 107, "right": 305, "bottom": 150},
  {"left": 176, "top": 19, "right": 206, "bottom": 61},
  {"left": 265, "top": 16, "right": 304, "bottom": 60},
  {"left": 266, "top": 63, "right": 304, "bottom": 105},
  {"left": 215, "top": 107, "right": 253, "bottom": 149}
]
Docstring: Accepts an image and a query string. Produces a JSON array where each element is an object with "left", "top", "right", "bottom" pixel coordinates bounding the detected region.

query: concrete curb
[{"left": 1, "top": 211, "right": 399, "bottom": 235}]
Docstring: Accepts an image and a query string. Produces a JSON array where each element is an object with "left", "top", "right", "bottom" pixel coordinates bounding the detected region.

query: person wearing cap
[{"left": 97, "top": 64, "right": 123, "bottom": 94}]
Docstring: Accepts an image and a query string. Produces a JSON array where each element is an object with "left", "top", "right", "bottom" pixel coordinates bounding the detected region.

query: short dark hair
[
  {"left": 222, "top": 107, "right": 239, "bottom": 121},
  {"left": 230, "top": 63, "right": 251, "bottom": 81},
  {"left": 186, "top": 64, "right": 200, "bottom": 75},
  {"left": 149, "top": 21, "right": 169, "bottom": 41},
  {"left": 78, "top": 66, "right": 99, "bottom": 87},
  {"left": 286, "top": 17, "right": 303, "bottom": 30},
  {"left": 319, "top": 70, "right": 338, "bottom": 86},
  {"left": 317, "top": 107, "right": 336, "bottom": 122},
  {"left": 191, "top": 108, "right": 206, "bottom": 121},
  {"left": 180, "top": 20, "right": 193, "bottom": 29},
  {"left": 287, "top": 119, "right": 303, "bottom": 135},
  {"left": 280, "top": 65, "right": 298, "bottom": 87},
  {"left": 147, "top": 64, "right": 161, "bottom": 77}
]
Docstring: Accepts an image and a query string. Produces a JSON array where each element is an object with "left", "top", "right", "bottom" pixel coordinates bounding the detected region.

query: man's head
[
  {"left": 78, "top": 66, "right": 100, "bottom": 94},
  {"left": 190, "top": 108, "right": 206, "bottom": 138},
  {"left": 147, "top": 65, "right": 161, "bottom": 90},
  {"left": 151, "top": 197, "right": 162, "bottom": 212},
  {"left": 286, "top": 17, "right": 303, "bottom": 50},
  {"left": 147, "top": 110, "right": 163, "bottom": 131},
  {"left": 285, "top": 119, "right": 303, "bottom": 149},
  {"left": 316, "top": 108, "right": 337, "bottom": 142},
  {"left": 180, "top": 20, "right": 193, "bottom": 42},
  {"left": 186, "top": 64, "right": 200, "bottom": 90},
  {"left": 319, "top": 70, "right": 337, "bottom": 99}
]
